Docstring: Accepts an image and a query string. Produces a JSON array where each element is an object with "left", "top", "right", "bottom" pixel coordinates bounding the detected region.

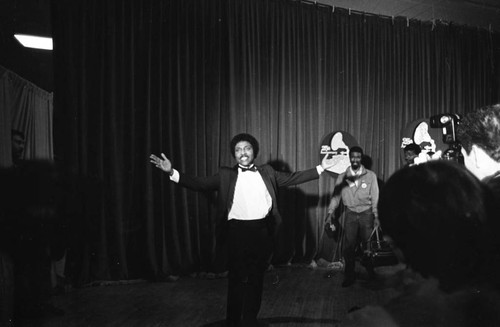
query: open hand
[
  {"left": 321, "top": 154, "right": 340, "bottom": 170},
  {"left": 150, "top": 153, "right": 172, "bottom": 174}
]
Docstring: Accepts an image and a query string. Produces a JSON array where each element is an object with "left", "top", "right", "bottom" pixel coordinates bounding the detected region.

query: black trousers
[{"left": 226, "top": 218, "right": 272, "bottom": 327}]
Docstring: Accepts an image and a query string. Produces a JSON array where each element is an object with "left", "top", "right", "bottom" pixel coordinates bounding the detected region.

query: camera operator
[
  {"left": 456, "top": 104, "right": 500, "bottom": 292},
  {"left": 456, "top": 104, "right": 500, "bottom": 190}
]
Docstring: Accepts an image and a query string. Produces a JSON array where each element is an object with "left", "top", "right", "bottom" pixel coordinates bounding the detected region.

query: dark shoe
[
  {"left": 347, "top": 305, "right": 362, "bottom": 313},
  {"left": 342, "top": 278, "right": 356, "bottom": 287}
]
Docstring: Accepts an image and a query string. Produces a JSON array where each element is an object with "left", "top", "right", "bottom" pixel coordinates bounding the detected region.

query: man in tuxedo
[{"left": 150, "top": 133, "right": 334, "bottom": 327}]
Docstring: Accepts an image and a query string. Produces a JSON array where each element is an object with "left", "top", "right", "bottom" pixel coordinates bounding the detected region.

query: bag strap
[{"left": 369, "top": 226, "right": 382, "bottom": 242}]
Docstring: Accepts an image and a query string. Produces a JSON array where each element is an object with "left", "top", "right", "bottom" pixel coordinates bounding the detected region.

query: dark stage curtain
[
  {"left": 51, "top": 0, "right": 500, "bottom": 283},
  {"left": 0, "top": 65, "right": 53, "bottom": 167}
]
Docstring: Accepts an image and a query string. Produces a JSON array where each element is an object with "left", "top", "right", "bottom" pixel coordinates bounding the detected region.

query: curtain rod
[{"left": 284, "top": 0, "right": 497, "bottom": 34}]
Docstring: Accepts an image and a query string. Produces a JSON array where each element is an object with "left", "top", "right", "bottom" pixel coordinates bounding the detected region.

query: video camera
[{"left": 429, "top": 113, "right": 463, "bottom": 163}]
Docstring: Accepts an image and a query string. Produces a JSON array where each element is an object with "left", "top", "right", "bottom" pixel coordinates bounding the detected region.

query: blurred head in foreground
[{"left": 379, "top": 161, "right": 488, "bottom": 292}]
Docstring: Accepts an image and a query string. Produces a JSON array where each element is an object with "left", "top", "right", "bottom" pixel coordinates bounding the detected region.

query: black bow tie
[{"left": 240, "top": 166, "right": 257, "bottom": 172}]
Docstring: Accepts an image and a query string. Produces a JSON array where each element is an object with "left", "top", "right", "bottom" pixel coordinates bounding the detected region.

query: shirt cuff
[
  {"left": 169, "top": 169, "right": 180, "bottom": 183},
  {"left": 316, "top": 165, "right": 325, "bottom": 175}
]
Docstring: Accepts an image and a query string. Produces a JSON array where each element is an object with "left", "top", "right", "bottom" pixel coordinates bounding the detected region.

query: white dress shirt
[{"left": 228, "top": 165, "right": 272, "bottom": 220}]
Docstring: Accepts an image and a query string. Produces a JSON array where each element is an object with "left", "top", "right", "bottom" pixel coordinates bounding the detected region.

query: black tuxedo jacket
[{"left": 177, "top": 164, "right": 319, "bottom": 239}]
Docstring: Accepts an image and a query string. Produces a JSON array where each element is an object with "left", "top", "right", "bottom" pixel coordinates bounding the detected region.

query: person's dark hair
[
  {"left": 379, "top": 161, "right": 487, "bottom": 292},
  {"left": 230, "top": 133, "right": 259, "bottom": 158},
  {"left": 11, "top": 129, "right": 25, "bottom": 140},
  {"left": 456, "top": 104, "right": 500, "bottom": 162},
  {"left": 349, "top": 146, "right": 363, "bottom": 156},
  {"left": 404, "top": 143, "right": 421, "bottom": 155}
]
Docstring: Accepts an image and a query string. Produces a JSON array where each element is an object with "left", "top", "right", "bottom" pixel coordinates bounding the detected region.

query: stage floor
[{"left": 34, "top": 263, "right": 405, "bottom": 327}]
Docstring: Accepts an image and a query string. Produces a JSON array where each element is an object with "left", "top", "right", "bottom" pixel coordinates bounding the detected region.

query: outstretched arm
[
  {"left": 150, "top": 153, "right": 220, "bottom": 191},
  {"left": 150, "top": 153, "right": 173, "bottom": 175}
]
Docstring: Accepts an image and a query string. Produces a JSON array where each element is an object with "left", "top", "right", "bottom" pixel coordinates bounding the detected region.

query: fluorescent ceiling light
[{"left": 14, "top": 34, "right": 53, "bottom": 50}]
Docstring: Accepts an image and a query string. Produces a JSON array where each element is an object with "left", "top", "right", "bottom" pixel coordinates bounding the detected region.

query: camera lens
[{"left": 440, "top": 116, "right": 452, "bottom": 124}]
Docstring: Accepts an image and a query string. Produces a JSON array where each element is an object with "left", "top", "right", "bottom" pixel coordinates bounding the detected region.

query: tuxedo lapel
[
  {"left": 226, "top": 166, "right": 239, "bottom": 212},
  {"left": 257, "top": 166, "right": 275, "bottom": 198}
]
